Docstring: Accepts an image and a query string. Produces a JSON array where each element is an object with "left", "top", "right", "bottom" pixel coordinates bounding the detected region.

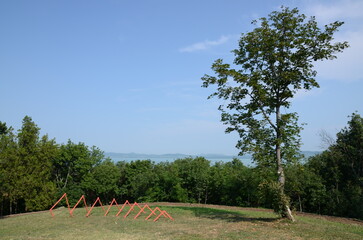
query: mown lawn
[{"left": 0, "top": 204, "right": 362, "bottom": 240}]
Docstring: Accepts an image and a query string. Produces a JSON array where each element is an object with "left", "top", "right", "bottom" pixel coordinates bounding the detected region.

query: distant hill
[
  {"left": 105, "top": 151, "right": 320, "bottom": 166},
  {"left": 105, "top": 152, "right": 251, "bottom": 164},
  {"left": 301, "top": 151, "right": 321, "bottom": 158}
]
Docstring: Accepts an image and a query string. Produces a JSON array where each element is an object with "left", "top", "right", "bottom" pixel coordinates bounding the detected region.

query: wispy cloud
[
  {"left": 314, "top": 30, "right": 363, "bottom": 82},
  {"left": 179, "top": 35, "right": 231, "bottom": 53},
  {"left": 304, "top": 0, "right": 363, "bottom": 82},
  {"left": 307, "top": 0, "right": 363, "bottom": 22}
]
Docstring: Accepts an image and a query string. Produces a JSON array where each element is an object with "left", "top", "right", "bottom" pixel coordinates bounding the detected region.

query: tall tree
[
  {"left": 201, "top": 7, "right": 348, "bottom": 221},
  {"left": 52, "top": 140, "right": 104, "bottom": 204},
  {"left": 0, "top": 121, "right": 8, "bottom": 135},
  {"left": 0, "top": 125, "right": 19, "bottom": 215},
  {"left": 173, "top": 157, "right": 210, "bottom": 203},
  {"left": 307, "top": 113, "right": 363, "bottom": 219},
  {"left": 17, "top": 116, "right": 57, "bottom": 211},
  {"left": 82, "top": 158, "right": 121, "bottom": 202}
]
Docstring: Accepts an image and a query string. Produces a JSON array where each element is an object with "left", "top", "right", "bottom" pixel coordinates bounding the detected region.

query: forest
[{"left": 0, "top": 114, "right": 362, "bottom": 220}]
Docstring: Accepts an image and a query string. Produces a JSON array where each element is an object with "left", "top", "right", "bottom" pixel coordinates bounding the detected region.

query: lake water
[
  {"left": 105, "top": 151, "right": 319, "bottom": 166},
  {"left": 106, "top": 155, "right": 253, "bottom": 166}
]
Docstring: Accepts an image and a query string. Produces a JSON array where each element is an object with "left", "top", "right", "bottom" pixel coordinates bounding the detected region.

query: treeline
[{"left": 0, "top": 115, "right": 362, "bottom": 219}]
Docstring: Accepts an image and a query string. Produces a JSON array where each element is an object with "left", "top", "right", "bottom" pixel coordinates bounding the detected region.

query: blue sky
[{"left": 1, "top": 0, "right": 362, "bottom": 155}]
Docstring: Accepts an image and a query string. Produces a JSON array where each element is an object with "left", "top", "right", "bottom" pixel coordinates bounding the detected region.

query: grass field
[{"left": 1, "top": 203, "right": 362, "bottom": 240}]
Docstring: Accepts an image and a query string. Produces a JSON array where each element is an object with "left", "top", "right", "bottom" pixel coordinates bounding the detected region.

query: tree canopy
[{"left": 1, "top": 114, "right": 363, "bottom": 221}]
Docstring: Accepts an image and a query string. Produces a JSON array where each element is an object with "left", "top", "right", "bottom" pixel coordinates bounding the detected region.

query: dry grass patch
[{"left": 0, "top": 204, "right": 362, "bottom": 240}]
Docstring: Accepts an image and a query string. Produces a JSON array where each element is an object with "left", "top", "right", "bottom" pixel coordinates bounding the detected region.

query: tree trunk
[
  {"left": 276, "top": 107, "right": 285, "bottom": 187},
  {"left": 285, "top": 205, "right": 295, "bottom": 222},
  {"left": 276, "top": 106, "right": 295, "bottom": 222},
  {"left": 1, "top": 197, "right": 3, "bottom": 216},
  {"left": 204, "top": 189, "right": 208, "bottom": 204},
  {"left": 62, "top": 166, "right": 71, "bottom": 190}
]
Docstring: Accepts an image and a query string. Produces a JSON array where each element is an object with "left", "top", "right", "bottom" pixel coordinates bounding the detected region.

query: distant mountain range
[
  {"left": 105, "top": 151, "right": 320, "bottom": 165},
  {"left": 300, "top": 151, "right": 322, "bottom": 158},
  {"left": 105, "top": 152, "right": 248, "bottom": 159}
]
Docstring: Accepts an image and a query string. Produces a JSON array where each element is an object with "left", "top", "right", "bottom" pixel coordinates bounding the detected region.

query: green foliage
[
  {"left": 306, "top": 113, "right": 363, "bottom": 219},
  {"left": 52, "top": 140, "right": 105, "bottom": 203},
  {"left": 122, "top": 160, "right": 158, "bottom": 202},
  {"left": 54, "top": 141, "right": 102, "bottom": 188},
  {"left": 0, "top": 121, "right": 8, "bottom": 135},
  {"left": 202, "top": 7, "right": 348, "bottom": 165},
  {"left": 0, "top": 126, "right": 19, "bottom": 209},
  {"left": 82, "top": 158, "right": 121, "bottom": 203},
  {"left": 0, "top": 116, "right": 57, "bottom": 213},
  {"left": 335, "top": 113, "right": 363, "bottom": 187},
  {"left": 258, "top": 180, "right": 290, "bottom": 217},
  {"left": 172, "top": 157, "right": 210, "bottom": 203},
  {"left": 208, "top": 159, "right": 258, "bottom": 206},
  {"left": 149, "top": 162, "right": 187, "bottom": 202},
  {"left": 285, "top": 163, "right": 326, "bottom": 213},
  {"left": 1, "top": 113, "right": 363, "bottom": 221},
  {"left": 17, "top": 117, "right": 57, "bottom": 211}
]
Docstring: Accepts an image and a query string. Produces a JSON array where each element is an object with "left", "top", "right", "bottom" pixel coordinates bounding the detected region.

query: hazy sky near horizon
[{"left": 1, "top": 0, "right": 362, "bottom": 155}]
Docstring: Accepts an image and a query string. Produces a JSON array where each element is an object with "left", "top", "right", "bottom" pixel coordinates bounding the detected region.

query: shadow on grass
[{"left": 172, "top": 206, "right": 278, "bottom": 223}]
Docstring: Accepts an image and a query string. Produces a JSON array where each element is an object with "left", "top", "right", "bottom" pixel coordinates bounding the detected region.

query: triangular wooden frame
[
  {"left": 49, "top": 196, "right": 174, "bottom": 221},
  {"left": 133, "top": 204, "right": 154, "bottom": 219},
  {"left": 123, "top": 202, "right": 142, "bottom": 218},
  {"left": 70, "top": 195, "right": 88, "bottom": 216},
  {"left": 49, "top": 193, "right": 72, "bottom": 217},
  {"left": 104, "top": 198, "right": 121, "bottom": 216},
  {"left": 115, "top": 200, "right": 132, "bottom": 217},
  {"left": 153, "top": 210, "right": 174, "bottom": 222},
  {"left": 86, "top": 197, "right": 105, "bottom": 217},
  {"left": 145, "top": 207, "right": 173, "bottom": 221}
]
